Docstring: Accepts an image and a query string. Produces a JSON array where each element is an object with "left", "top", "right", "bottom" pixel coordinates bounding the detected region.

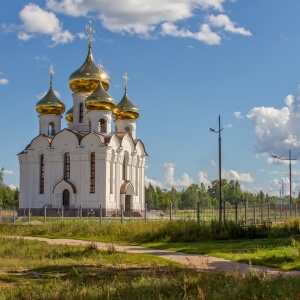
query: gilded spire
[
  {"left": 36, "top": 66, "right": 66, "bottom": 116},
  {"left": 113, "top": 73, "right": 139, "bottom": 120}
]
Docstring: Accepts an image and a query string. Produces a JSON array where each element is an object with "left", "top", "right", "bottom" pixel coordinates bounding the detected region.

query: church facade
[{"left": 18, "top": 28, "right": 147, "bottom": 216}]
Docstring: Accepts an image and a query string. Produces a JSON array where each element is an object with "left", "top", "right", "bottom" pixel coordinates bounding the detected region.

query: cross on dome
[
  {"left": 123, "top": 73, "right": 129, "bottom": 90},
  {"left": 49, "top": 65, "right": 54, "bottom": 86},
  {"left": 86, "top": 20, "right": 95, "bottom": 43}
]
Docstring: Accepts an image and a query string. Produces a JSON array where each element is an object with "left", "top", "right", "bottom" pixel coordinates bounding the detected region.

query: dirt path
[{"left": 11, "top": 236, "right": 300, "bottom": 277}]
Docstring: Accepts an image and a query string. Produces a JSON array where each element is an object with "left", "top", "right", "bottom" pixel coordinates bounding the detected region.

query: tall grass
[{"left": 2, "top": 218, "right": 300, "bottom": 243}]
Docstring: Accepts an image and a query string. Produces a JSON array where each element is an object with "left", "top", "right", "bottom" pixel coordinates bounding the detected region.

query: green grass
[{"left": 1, "top": 237, "right": 300, "bottom": 299}]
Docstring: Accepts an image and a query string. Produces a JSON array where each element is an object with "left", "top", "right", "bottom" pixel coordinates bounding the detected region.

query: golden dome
[
  {"left": 65, "top": 106, "right": 73, "bottom": 123},
  {"left": 69, "top": 44, "right": 110, "bottom": 93},
  {"left": 113, "top": 89, "right": 139, "bottom": 120},
  {"left": 36, "top": 85, "right": 65, "bottom": 116},
  {"left": 85, "top": 81, "right": 115, "bottom": 111}
]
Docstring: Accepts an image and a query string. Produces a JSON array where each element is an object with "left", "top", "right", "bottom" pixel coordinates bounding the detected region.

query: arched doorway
[
  {"left": 62, "top": 189, "right": 70, "bottom": 207},
  {"left": 125, "top": 195, "right": 131, "bottom": 211}
]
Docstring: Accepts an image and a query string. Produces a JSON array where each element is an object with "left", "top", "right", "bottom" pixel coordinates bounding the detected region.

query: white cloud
[
  {"left": 0, "top": 78, "right": 9, "bottom": 85},
  {"left": 3, "top": 169, "right": 14, "bottom": 175},
  {"left": 145, "top": 176, "right": 163, "bottom": 188},
  {"left": 45, "top": 0, "right": 250, "bottom": 44},
  {"left": 164, "top": 163, "right": 193, "bottom": 189},
  {"left": 161, "top": 22, "right": 221, "bottom": 45},
  {"left": 223, "top": 169, "right": 254, "bottom": 183},
  {"left": 234, "top": 111, "right": 243, "bottom": 119},
  {"left": 18, "top": 4, "right": 74, "bottom": 45},
  {"left": 208, "top": 14, "right": 252, "bottom": 36},
  {"left": 8, "top": 184, "right": 17, "bottom": 191},
  {"left": 247, "top": 86, "right": 300, "bottom": 157},
  {"left": 198, "top": 171, "right": 211, "bottom": 187}
]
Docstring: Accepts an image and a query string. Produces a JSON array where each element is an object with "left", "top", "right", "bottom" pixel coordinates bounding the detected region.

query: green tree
[{"left": 180, "top": 184, "right": 199, "bottom": 209}]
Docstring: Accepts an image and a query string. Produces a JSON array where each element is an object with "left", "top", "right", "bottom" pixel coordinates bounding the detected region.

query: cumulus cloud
[
  {"left": 45, "top": 0, "right": 250, "bottom": 44},
  {"left": 234, "top": 111, "right": 243, "bottom": 119},
  {"left": 208, "top": 14, "right": 252, "bottom": 36},
  {"left": 8, "top": 184, "right": 17, "bottom": 190},
  {"left": 164, "top": 163, "right": 193, "bottom": 189},
  {"left": 223, "top": 169, "right": 254, "bottom": 183},
  {"left": 247, "top": 86, "right": 300, "bottom": 157},
  {"left": 145, "top": 176, "right": 163, "bottom": 188},
  {"left": 17, "top": 4, "right": 74, "bottom": 45},
  {"left": 0, "top": 78, "right": 9, "bottom": 85},
  {"left": 198, "top": 171, "right": 211, "bottom": 187}
]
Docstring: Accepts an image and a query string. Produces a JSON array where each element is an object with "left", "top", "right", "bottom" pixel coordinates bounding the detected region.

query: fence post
[
  {"left": 286, "top": 205, "right": 288, "bottom": 220},
  {"left": 0, "top": 207, "right": 2, "bottom": 222},
  {"left": 280, "top": 204, "right": 282, "bottom": 221},
  {"left": 121, "top": 204, "right": 124, "bottom": 224},
  {"left": 28, "top": 207, "right": 30, "bottom": 222},
  {"left": 253, "top": 203, "right": 256, "bottom": 225},
  {"left": 260, "top": 203, "right": 263, "bottom": 224},
  {"left": 296, "top": 203, "right": 298, "bottom": 218},
  {"left": 244, "top": 202, "right": 247, "bottom": 225},
  {"left": 13, "top": 206, "right": 16, "bottom": 223},
  {"left": 44, "top": 205, "right": 47, "bottom": 223},
  {"left": 197, "top": 201, "right": 200, "bottom": 229},
  {"left": 235, "top": 202, "right": 238, "bottom": 224},
  {"left": 223, "top": 201, "right": 226, "bottom": 222},
  {"left": 99, "top": 204, "right": 102, "bottom": 224},
  {"left": 61, "top": 205, "right": 64, "bottom": 219},
  {"left": 267, "top": 203, "right": 270, "bottom": 221},
  {"left": 170, "top": 202, "right": 173, "bottom": 221},
  {"left": 144, "top": 202, "right": 147, "bottom": 222},
  {"left": 80, "top": 205, "right": 82, "bottom": 220}
]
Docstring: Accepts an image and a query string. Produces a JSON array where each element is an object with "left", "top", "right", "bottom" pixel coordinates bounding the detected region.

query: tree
[{"left": 180, "top": 184, "right": 199, "bottom": 209}]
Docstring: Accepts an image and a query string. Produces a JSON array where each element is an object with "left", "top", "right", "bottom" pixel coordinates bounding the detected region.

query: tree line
[
  {"left": 0, "top": 168, "right": 19, "bottom": 209},
  {"left": 145, "top": 179, "right": 300, "bottom": 210}
]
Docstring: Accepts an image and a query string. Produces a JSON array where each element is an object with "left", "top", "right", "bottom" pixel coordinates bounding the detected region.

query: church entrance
[
  {"left": 125, "top": 195, "right": 131, "bottom": 211},
  {"left": 62, "top": 189, "right": 70, "bottom": 207}
]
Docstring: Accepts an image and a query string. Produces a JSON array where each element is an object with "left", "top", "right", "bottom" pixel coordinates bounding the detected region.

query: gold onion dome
[
  {"left": 69, "top": 44, "right": 110, "bottom": 93},
  {"left": 36, "top": 66, "right": 66, "bottom": 116},
  {"left": 113, "top": 89, "right": 139, "bottom": 120},
  {"left": 85, "top": 80, "right": 115, "bottom": 111},
  {"left": 65, "top": 106, "right": 73, "bottom": 123}
]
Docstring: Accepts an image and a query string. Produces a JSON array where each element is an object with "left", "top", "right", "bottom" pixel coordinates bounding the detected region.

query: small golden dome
[
  {"left": 65, "top": 106, "right": 73, "bottom": 123},
  {"left": 85, "top": 81, "right": 115, "bottom": 111},
  {"left": 113, "top": 89, "right": 139, "bottom": 120},
  {"left": 36, "top": 86, "right": 66, "bottom": 116},
  {"left": 69, "top": 44, "right": 110, "bottom": 93}
]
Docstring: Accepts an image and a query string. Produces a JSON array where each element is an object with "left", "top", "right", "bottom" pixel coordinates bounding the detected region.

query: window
[
  {"left": 79, "top": 103, "right": 84, "bottom": 123},
  {"left": 40, "top": 154, "right": 44, "bottom": 194},
  {"left": 98, "top": 118, "right": 107, "bottom": 133},
  {"left": 90, "top": 152, "right": 95, "bottom": 193},
  {"left": 122, "top": 155, "right": 126, "bottom": 180},
  {"left": 48, "top": 122, "right": 55, "bottom": 136},
  {"left": 64, "top": 152, "right": 70, "bottom": 179},
  {"left": 125, "top": 126, "right": 131, "bottom": 135}
]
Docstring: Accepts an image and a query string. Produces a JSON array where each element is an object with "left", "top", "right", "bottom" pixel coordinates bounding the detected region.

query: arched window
[
  {"left": 90, "top": 152, "right": 95, "bottom": 193},
  {"left": 64, "top": 152, "right": 70, "bottom": 179},
  {"left": 98, "top": 118, "right": 107, "bottom": 133},
  {"left": 39, "top": 154, "right": 44, "bottom": 194},
  {"left": 125, "top": 126, "right": 131, "bottom": 135},
  {"left": 62, "top": 189, "right": 70, "bottom": 207},
  {"left": 122, "top": 155, "right": 126, "bottom": 180},
  {"left": 48, "top": 122, "right": 55, "bottom": 136},
  {"left": 79, "top": 103, "right": 84, "bottom": 123}
]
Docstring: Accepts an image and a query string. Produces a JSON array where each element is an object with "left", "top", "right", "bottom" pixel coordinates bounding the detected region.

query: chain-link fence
[{"left": 1, "top": 202, "right": 299, "bottom": 224}]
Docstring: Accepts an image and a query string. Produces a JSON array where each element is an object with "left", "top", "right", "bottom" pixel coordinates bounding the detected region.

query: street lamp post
[
  {"left": 271, "top": 150, "right": 296, "bottom": 215},
  {"left": 210, "top": 115, "right": 223, "bottom": 222}
]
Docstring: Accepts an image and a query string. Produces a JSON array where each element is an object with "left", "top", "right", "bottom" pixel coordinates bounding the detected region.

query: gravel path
[{"left": 12, "top": 236, "right": 300, "bottom": 277}]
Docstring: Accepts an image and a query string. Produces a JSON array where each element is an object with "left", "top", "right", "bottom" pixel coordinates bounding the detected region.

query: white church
[{"left": 18, "top": 23, "right": 147, "bottom": 217}]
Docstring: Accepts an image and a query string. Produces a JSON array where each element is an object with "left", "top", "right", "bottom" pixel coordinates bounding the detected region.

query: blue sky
[{"left": 1, "top": 0, "right": 300, "bottom": 198}]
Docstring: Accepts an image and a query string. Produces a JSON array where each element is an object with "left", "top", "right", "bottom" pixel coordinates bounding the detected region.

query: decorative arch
[
  {"left": 120, "top": 180, "right": 134, "bottom": 195},
  {"left": 53, "top": 179, "right": 76, "bottom": 194},
  {"left": 48, "top": 122, "right": 55, "bottom": 136}
]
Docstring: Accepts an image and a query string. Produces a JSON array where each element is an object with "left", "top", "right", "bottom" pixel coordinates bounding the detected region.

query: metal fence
[{"left": 1, "top": 202, "right": 299, "bottom": 224}]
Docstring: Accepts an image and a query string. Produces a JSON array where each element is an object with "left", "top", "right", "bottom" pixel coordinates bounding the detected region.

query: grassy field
[
  {"left": 1, "top": 218, "right": 300, "bottom": 298},
  {"left": 0, "top": 237, "right": 300, "bottom": 299}
]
